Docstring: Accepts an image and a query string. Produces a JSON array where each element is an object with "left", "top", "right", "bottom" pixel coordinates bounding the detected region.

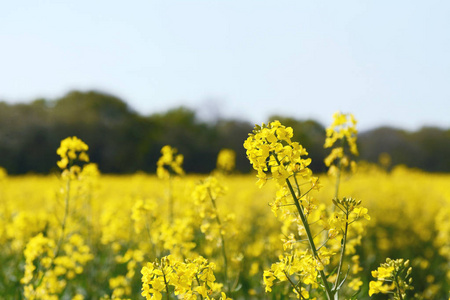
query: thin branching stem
[
  {"left": 273, "top": 154, "right": 334, "bottom": 300},
  {"left": 313, "top": 229, "right": 326, "bottom": 239},
  {"left": 283, "top": 270, "right": 305, "bottom": 299},
  {"left": 55, "top": 177, "right": 71, "bottom": 258},
  {"left": 293, "top": 175, "right": 302, "bottom": 198},
  {"left": 334, "top": 209, "right": 349, "bottom": 297},
  {"left": 36, "top": 176, "right": 71, "bottom": 290},
  {"left": 334, "top": 204, "right": 346, "bottom": 214},
  {"left": 300, "top": 181, "right": 318, "bottom": 200},
  {"left": 395, "top": 275, "right": 404, "bottom": 300},
  {"left": 161, "top": 264, "right": 171, "bottom": 300},
  {"left": 308, "top": 218, "right": 322, "bottom": 225},
  {"left": 318, "top": 237, "right": 331, "bottom": 251},
  {"left": 279, "top": 203, "right": 297, "bottom": 207}
]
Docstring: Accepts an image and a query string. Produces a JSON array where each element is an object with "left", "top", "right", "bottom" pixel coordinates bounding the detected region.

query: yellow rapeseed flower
[{"left": 156, "top": 145, "right": 184, "bottom": 179}]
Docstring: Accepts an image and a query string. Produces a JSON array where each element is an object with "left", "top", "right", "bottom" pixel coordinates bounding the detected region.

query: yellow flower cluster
[
  {"left": 17, "top": 136, "right": 97, "bottom": 299},
  {"left": 56, "top": 136, "right": 89, "bottom": 169},
  {"left": 244, "top": 120, "right": 317, "bottom": 188},
  {"left": 245, "top": 121, "right": 332, "bottom": 298},
  {"left": 21, "top": 233, "right": 56, "bottom": 287},
  {"left": 216, "top": 149, "right": 236, "bottom": 173},
  {"left": 141, "top": 255, "right": 229, "bottom": 300},
  {"left": 324, "top": 112, "right": 358, "bottom": 153},
  {"left": 245, "top": 120, "right": 374, "bottom": 300},
  {"left": 55, "top": 234, "right": 93, "bottom": 279},
  {"left": 263, "top": 247, "right": 335, "bottom": 299},
  {"left": 369, "top": 258, "right": 413, "bottom": 298},
  {"left": 156, "top": 145, "right": 184, "bottom": 179},
  {"left": 327, "top": 197, "right": 370, "bottom": 237},
  {"left": 108, "top": 275, "right": 131, "bottom": 299},
  {"left": 21, "top": 233, "right": 92, "bottom": 299},
  {"left": 324, "top": 112, "right": 358, "bottom": 176}
]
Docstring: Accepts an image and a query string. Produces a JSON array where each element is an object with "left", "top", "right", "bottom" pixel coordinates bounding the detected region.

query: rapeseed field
[{"left": 0, "top": 113, "right": 448, "bottom": 299}]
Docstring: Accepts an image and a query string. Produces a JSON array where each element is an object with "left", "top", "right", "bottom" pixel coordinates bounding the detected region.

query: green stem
[
  {"left": 208, "top": 189, "right": 229, "bottom": 292},
  {"left": 283, "top": 270, "right": 304, "bottom": 299},
  {"left": 333, "top": 209, "right": 349, "bottom": 298},
  {"left": 395, "top": 275, "right": 404, "bottom": 300},
  {"left": 55, "top": 177, "right": 71, "bottom": 258},
  {"left": 293, "top": 175, "right": 302, "bottom": 196},
  {"left": 162, "top": 265, "right": 171, "bottom": 300},
  {"left": 274, "top": 155, "right": 334, "bottom": 300},
  {"left": 286, "top": 178, "right": 334, "bottom": 299}
]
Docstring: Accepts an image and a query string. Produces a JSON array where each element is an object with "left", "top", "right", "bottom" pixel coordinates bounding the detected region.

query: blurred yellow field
[
  {"left": 1, "top": 165, "right": 449, "bottom": 299},
  {"left": 1, "top": 117, "right": 449, "bottom": 299}
]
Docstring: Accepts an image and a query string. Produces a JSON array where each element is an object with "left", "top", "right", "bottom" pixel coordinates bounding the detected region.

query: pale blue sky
[{"left": 1, "top": 1, "right": 449, "bottom": 131}]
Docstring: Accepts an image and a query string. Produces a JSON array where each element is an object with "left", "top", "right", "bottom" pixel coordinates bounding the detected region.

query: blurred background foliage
[{"left": 1, "top": 90, "right": 449, "bottom": 174}]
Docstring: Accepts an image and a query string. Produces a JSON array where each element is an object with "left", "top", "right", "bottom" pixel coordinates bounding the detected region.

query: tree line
[{"left": 0, "top": 91, "right": 449, "bottom": 174}]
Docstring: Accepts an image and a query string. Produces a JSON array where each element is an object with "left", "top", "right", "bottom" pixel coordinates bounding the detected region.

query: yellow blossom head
[
  {"left": 324, "top": 112, "right": 359, "bottom": 176},
  {"left": 244, "top": 121, "right": 316, "bottom": 188},
  {"left": 56, "top": 136, "right": 89, "bottom": 170},
  {"left": 216, "top": 148, "right": 236, "bottom": 173},
  {"left": 156, "top": 145, "right": 185, "bottom": 179}
]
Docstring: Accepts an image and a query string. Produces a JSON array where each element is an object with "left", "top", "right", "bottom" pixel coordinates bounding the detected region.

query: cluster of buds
[
  {"left": 332, "top": 197, "right": 370, "bottom": 221},
  {"left": 369, "top": 258, "right": 413, "bottom": 298}
]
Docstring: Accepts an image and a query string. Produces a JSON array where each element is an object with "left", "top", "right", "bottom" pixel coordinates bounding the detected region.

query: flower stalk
[
  {"left": 207, "top": 188, "right": 229, "bottom": 292},
  {"left": 283, "top": 172, "right": 334, "bottom": 300}
]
